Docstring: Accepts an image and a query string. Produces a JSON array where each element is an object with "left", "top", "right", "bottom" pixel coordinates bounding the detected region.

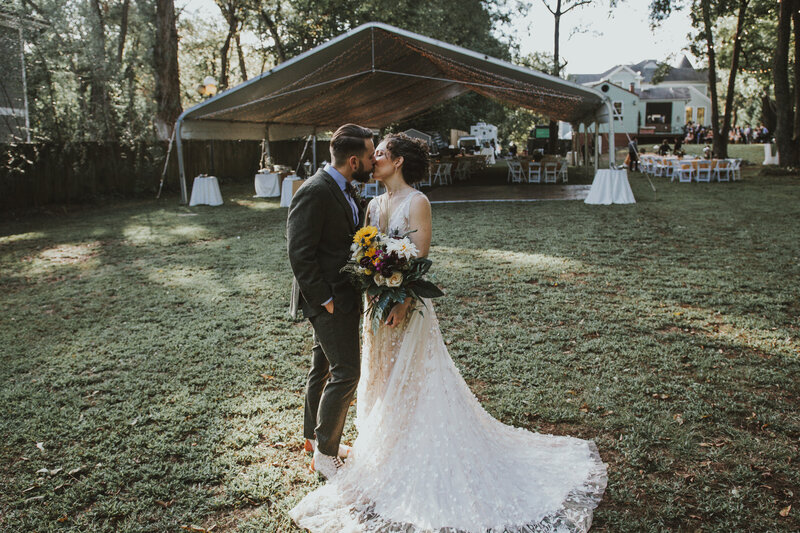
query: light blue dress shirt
[
  {"left": 320, "top": 164, "right": 359, "bottom": 308},
  {"left": 324, "top": 163, "right": 359, "bottom": 225}
]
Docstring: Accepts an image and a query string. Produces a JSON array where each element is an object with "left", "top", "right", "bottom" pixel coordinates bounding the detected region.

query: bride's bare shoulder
[
  {"left": 409, "top": 191, "right": 430, "bottom": 211},
  {"left": 408, "top": 192, "right": 431, "bottom": 223}
]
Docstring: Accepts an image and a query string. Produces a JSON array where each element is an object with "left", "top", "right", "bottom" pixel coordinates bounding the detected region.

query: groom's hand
[{"left": 323, "top": 300, "right": 334, "bottom": 314}]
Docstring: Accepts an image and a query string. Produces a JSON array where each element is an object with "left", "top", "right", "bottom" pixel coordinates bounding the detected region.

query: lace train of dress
[{"left": 290, "top": 191, "right": 607, "bottom": 532}]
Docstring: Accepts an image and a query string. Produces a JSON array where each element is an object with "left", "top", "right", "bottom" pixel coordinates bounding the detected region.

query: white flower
[
  {"left": 386, "top": 237, "right": 418, "bottom": 260},
  {"left": 373, "top": 273, "right": 386, "bottom": 286},
  {"left": 386, "top": 271, "right": 403, "bottom": 287}
]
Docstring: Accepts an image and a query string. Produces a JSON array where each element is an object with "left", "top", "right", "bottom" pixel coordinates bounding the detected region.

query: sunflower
[
  {"left": 353, "top": 226, "right": 378, "bottom": 247},
  {"left": 364, "top": 246, "right": 378, "bottom": 258}
]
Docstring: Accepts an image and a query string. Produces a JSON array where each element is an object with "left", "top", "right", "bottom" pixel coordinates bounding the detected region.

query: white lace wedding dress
[{"left": 290, "top": 191, "right": 607, "bottom": 532}]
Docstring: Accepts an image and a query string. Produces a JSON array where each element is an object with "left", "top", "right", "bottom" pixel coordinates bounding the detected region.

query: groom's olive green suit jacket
[{"left": 287, "top": 168, "right": 363, "bottom": 318}]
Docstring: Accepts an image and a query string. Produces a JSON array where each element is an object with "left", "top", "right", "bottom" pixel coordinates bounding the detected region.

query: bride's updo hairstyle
[{"left": 384, "top": 133, "right": 430, "bottom": 185}]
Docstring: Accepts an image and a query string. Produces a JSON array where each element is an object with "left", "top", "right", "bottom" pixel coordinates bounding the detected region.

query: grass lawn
[{"left": 1, "top": 172, "right": 799, "bottom": 532}]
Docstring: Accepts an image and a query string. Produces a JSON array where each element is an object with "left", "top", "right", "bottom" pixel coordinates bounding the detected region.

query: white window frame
[
  {"left": 613, "top": 101, "right": 624, "bottom": 121},
  {"left": 696, "top": 106, "right": 706, "bottom": 125}
]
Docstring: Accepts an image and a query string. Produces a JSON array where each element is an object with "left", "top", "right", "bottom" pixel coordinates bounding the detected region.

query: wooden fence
[{"left": 1, "top": 139, "right": 330, "bottom": 210}]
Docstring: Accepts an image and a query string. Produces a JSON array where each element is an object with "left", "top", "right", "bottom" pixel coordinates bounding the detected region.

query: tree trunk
[
  {"left": 236, "top": 31, "right": 247, "bottom": 81},
  {"left": 88, "top": 0, "right": 116, "bottom": 141},
  {"left": 217, "top": 2, "right": 238, "bottom": 90},
  {"left": 700, "top": 0, "right": 723, "bottom": 158},
  {"left": 720, "top": 0, "right": 749, "bottom": 159},
  {"left": 118, "top": 0, "right": 130, "bottom": 64},
  {"left": 793, "top": 6, "right": 800, "bottom": 144},
  {"left": 260, "top": 7, "right": 286, "bottom": 63},
  {"left": 154, "top": 0, "right": 182, "bottom": 140},
  {"left": 548, "top": 2, "right": 562, "bottom": 154},
  {"left": 774, "top": 0, "right": 795, "bottom": 166}
]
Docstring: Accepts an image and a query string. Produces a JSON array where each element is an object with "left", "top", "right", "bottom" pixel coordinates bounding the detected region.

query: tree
[
  {"left": 214, "top": 0, "right": 247, "bottom": 89},
  {"left": 773, "top": 0, "right": 796, "bottom": 166},
  {"left": 154, "top": 0, "right": 182, "bottom": 140},
  {"left": 650, "top": 0, "right": 750, "bottom": 159},
  {"left": 539, "top": 0, "right": 592, "bottom": 153},
  {"left": 714, "top": 3, "right": 777, "bottom": 132}
]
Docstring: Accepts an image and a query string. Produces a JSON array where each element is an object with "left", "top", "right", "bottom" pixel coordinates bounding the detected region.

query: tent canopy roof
[{"left": 178, "top": 23, "right": 607, "bottom": 141}]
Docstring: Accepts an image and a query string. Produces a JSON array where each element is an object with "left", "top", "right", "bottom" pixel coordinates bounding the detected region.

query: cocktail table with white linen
[
  {"left": 280, "top": 176, "right": 302, "bottom": 208},
  {"left": 254, "top": 172, "right": 281, "bottom": 197},
  {"left": 189, "top": 176, "right": 223, "bottom": 206},
  {"left": 584, "top": 169, "right": 636, "bottom": 205}
]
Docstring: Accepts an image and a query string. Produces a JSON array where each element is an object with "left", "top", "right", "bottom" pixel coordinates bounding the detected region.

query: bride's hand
[{"left": 385, "top": 298, "right": 412, "bottom": 328}]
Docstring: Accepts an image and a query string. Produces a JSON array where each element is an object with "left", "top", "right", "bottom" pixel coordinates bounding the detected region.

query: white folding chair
[
  {"left": 558, "top": 160, "right": 568, "bottom": 182},
  {"left": 653, "top": 158, "right": 666, "bottom": 177},
  {"left": 730, "top": 158, "right": 742, "bottom": 180},
  {"left": 442, "top": 162, "right": 452, "bottom": 184},
  {"left": 664, "top": 159, "right": 677, "bottom": 180},
  {"left": 673, "top": 161, "right": 695, "bottom": 183},
  {"left": 454, "top": 159, "right": 470, "bottom": 181},
  {"left": 714, "top": 159, "right": 732, "bottom": 182},
  {"left": 639, "top": 156, "right": 651, "bottom": 175},
  {"left": 507, "top": 160, "right": 525, "bottom": 183},
  {"left": 696, "top": 160, "right": 713, "bottom": 182},
  {"left": 527, "top": 162, "right": 542, "bottom": 183},
  {"left": 543, "top": 162, "right": 558, "bottom": 183},
  {"left": 432, "top": 163, "right": 452, "bottom": 185}
]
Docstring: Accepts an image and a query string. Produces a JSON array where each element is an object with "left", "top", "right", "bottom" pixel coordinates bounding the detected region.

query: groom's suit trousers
[{"left": 305, "top": 306, "right": 360, "bottom": 456}]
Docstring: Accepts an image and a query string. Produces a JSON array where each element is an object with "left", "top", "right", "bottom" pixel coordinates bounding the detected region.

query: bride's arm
[
  {"left": 406, "top": 194, "right": 432, "bottom": 257},
  {"left": 385, "top": 194, "right": 432, "bottom": 327}
]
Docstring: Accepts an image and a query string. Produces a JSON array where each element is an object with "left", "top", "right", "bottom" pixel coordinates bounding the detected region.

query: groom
[{"left": 287, "top": 124, "right": 374, "bottom": 479}]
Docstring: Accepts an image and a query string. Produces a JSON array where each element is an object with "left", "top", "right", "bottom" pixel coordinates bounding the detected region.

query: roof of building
[
  {"left": 639, "top": 87, "right": 691, "bottom": 100},
  {"left": 571, "top": 56, "right": 707, "bottom": 86}
]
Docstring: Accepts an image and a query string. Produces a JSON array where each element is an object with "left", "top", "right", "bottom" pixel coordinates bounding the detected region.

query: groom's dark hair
[{"left": 330, "top": 124, "right": 374, "bottom": 165}]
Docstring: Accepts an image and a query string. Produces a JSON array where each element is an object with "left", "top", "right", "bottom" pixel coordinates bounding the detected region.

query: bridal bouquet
[{"left": 342, "top": 226, "right": 443, "bottom": 330}]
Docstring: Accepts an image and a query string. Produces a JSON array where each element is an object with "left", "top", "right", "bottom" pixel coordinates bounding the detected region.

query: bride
[{"left": 290, "top": 133, "right": 607, "bottom": 532}]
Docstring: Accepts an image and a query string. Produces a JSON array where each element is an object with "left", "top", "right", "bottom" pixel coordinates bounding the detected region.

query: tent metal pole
[
  {"left": 371, "top": 26, "right": 375, "bottom": 71},
  {"left": 175, "top": 116, "right": 188, "bottom": 204},
  {"left": 263, "top": 124, "right": 272, "bottom": 168},
  {"left": 593, "top": 121, "right": 599, "bottom": 174},
  {"left": 605, "top": 99, "right": 616, "bottom": 168},
  {"left": 312, "top": 131, "right": 317, "bottom": 172},
  {"left": 583, "top": 124, "right": 589, "bottom": 168}
]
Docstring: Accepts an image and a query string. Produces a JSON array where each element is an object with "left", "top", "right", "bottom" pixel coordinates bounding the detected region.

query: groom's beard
[{"left": 352, "top": 161, "right": 372, "bottom": 183}]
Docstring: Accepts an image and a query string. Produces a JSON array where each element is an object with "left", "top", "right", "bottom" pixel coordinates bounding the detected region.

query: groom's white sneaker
[
  {"left": 305, "top": 438, "right": 351, "bottom": 459},
  {"left": 311, "top": 449, "right": 344, "bottom": 480}
]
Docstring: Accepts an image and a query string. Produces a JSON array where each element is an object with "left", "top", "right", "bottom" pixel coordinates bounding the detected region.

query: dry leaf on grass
[{"left": 779, "top": 505, "right": 791, "bottom": 517}]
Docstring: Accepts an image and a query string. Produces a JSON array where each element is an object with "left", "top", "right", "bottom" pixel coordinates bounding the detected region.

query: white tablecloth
[
  {"left": 280, "top": 176, "right": 302, "bottom": 207},
  {"left": 189, "top": 176, "right": 223, "bottom": 206},
  {"left": 584, "top": 169, "right": 636, "bottom": 205},
  {"left": 254, "top": 172, "right": 281, "bottom": 197}
]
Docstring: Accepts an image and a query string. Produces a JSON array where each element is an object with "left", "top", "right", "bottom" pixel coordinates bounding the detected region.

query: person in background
[
  {"left": 674, "top": 136, "right": 683, "bottom": 153},
  {"left": 508, "top": 142, "right": 517, "bottom": 157},
  {"left": 627, "top": 136, "right": 639, "bottom": 172},
  {"left": 658, "top": 138, "right": 671, "bottom": 156}
]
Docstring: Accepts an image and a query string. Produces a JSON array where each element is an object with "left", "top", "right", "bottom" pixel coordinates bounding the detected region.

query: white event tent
[{"left": 175, "top": 22, "right": 615, "bottom": 203}]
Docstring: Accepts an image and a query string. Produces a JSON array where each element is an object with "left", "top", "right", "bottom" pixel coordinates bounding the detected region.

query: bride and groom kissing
[{"left": 286, "top": 124, "right": 607, "bottom": 532}]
